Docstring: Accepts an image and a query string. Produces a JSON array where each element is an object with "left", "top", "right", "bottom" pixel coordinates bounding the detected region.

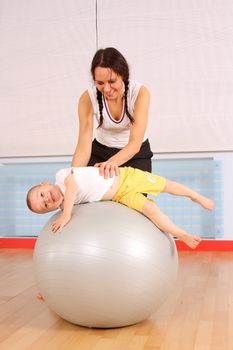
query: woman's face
[{"left": 94, "top": 67, "right": 124, "bottom": 100}]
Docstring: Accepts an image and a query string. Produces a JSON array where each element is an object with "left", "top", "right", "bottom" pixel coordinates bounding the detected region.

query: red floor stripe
[
  {"left": 175, "top": 239, "right": 233, "bottom": 251},
  {"left": 0, "top": 237, "right": 233, "bottom": 251},
  {"left": 0, "top": 237, "right": 37, "bottom": 249}
]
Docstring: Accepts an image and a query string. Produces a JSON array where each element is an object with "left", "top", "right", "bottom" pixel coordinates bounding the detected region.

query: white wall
[
  {"left": 97, "top": 0, "right": 233, "bottom": 153},
  {"left": 0, "top": 0, "right": 95, "bottom": 157},
  {"left": 1, "top": 0, "right": 233, "bottom": 156}
]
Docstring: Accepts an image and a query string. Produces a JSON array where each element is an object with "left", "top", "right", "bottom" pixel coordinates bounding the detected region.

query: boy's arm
[{"left": 51, "top": 170, "right": 78, "bottom": 233}]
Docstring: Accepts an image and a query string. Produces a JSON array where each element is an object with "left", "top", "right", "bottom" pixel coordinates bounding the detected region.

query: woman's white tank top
[{"left": 88, "top": 79, "right": 147, "bottom": 148}]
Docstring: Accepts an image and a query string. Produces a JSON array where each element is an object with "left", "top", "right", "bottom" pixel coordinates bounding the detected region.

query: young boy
[{"left": 27, "top": 166, "right": 214, "bottom": 249}]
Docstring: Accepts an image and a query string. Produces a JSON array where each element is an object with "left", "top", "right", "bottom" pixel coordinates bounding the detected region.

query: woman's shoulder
[
  {"left": 79, "top": 89, "right": 92, "bottom": 101},
  {"left": 86, "top": 85, "right": 98, "bottom": 111},
  {"left": 128, "top": 79, "right": 143, "bottom": 96},
  {"left": 130, "top": 80, "right": 150, "bottom": 97},
  {"left": 87, "top": 84, "right": 97, "bottom": 98},
  {"left": 129, "top": 79, "right": 142, "bottom": 89},
  {"left": 127, "top": 79, "right": 144, "bottom": 105},
  {"left": 75, "top": 88, "right": 96, "bottom": 117}
]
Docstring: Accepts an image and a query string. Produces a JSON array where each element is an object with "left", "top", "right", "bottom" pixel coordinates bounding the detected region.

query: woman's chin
[{"left": 105, "top": 92, "right": 117, "bottom": 100}]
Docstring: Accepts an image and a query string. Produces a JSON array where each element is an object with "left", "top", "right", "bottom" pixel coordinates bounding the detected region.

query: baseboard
[{"left": 0, "top": 237, "right": 233, "bottom": 251}]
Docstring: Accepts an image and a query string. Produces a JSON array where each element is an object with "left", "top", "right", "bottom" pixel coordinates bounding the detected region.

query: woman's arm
[
  {"left": 51, "top": 171, "right": 78, "bottom": 232},
  {"left": 95, "top": 85, "right": 150, "bottom": 178},
  {"left": 72, "top": 91, "right": 94, "bottom": 167}
]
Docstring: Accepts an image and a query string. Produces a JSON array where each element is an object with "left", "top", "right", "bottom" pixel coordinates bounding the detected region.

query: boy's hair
[{"left": 26, "top": 185, "right": 40, "bottom": 212}]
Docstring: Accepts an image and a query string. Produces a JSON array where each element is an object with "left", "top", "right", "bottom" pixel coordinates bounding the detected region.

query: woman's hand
[
  {"left": 94, "top": 161, "right": 119, "bottom": 179},
  {"left": 51, "top": 213, "right": 71, "bottom": 233}
]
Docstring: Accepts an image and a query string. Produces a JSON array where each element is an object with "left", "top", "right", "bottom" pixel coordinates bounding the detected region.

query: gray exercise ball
[{"left": 33, "top": 201, "right": 178, "bottom": 328}]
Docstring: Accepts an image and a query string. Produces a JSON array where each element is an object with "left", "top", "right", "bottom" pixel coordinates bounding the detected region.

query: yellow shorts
[{"left": 112, "top": 167, "right": 166, "bottom": 212}]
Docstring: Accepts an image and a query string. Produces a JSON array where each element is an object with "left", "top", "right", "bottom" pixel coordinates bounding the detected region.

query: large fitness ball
[{"left": 33, "top": 201, "right": 178, "bottom": 328}]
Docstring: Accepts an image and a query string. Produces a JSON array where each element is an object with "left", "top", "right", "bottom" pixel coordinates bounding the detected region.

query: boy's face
[{"left": 30, "top": 183, "right": 64, "bottom": 214}]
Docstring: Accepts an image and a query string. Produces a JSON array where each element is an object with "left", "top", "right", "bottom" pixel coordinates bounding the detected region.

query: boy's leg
[
  {"left": 142, "top": 199, "right": 201, "bottom": 249},
  {"left": 162, "top": 180, "right": 214, "bottom": 211}
]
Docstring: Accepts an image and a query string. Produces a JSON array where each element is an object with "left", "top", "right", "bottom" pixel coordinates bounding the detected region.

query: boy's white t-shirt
[
  {"left": 88, "top": 79, "right": 148, "bottom": 148},
  {"left": 55, "top": 167, "right": 115, "bottom": 204}
]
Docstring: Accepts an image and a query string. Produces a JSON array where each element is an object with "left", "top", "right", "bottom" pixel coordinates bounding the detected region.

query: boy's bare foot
[
  {"left": 36, "top": 293, "right": 45, "bottom": 302},
  {"left": 191, "top": 194, "right": 214, "bottom": 211},
  {"left": 180, "top": 232, "right": 201, "bottom": 249}
]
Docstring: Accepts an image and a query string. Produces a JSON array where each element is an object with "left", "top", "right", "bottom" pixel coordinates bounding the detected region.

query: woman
[{"left": 72, "top": 47, "right": 153, "bottom": 178}]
